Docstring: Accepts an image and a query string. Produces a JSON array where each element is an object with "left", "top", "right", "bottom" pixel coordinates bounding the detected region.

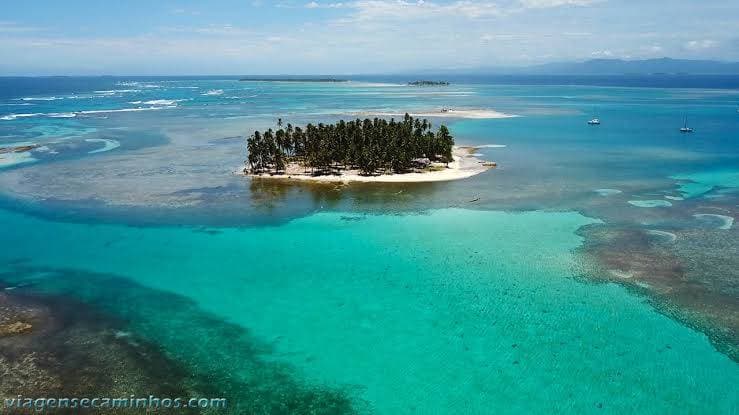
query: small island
[
  {"left": 239, "top": 78, "right": 348, "bottom": 83},
  {"left": 244, "top": 114, "right": 494, "bottom": 183},
  {"left": 408, "top": 80, "right": 450, "bottom": 86}
]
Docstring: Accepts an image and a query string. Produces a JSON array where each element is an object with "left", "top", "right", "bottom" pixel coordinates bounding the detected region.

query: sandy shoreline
[
  {"left": 359, "top": 109, "right": 517, "bottom": 119},
  {"left": 243, "top": 146, "right": 495, "bottom": 183}
]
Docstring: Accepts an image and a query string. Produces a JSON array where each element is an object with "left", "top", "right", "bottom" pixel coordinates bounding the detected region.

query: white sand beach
[
  {"left": 243, "top": 146, "right": 495, "bottom": 183},
  {"left": 360, "top": 109, "right": 517, "bottom": 119}
]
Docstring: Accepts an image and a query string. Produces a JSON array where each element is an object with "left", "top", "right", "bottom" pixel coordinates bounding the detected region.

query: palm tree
[
  {"left": 437, "top": 125, "right": 454, "bottom": 165},
  {"left": 245, "top": 116, "right": 453, "bottom": 175}
]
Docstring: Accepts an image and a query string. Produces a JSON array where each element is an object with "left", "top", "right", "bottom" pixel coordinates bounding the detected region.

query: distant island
[
  {"left": 525, "top": 58, "right": 739, "bottom": 75},
  {"left": 449, "top": 58, "right": 739, "bottom": 75},
  {"left": 239, "top": 78, "right": 348, "bottom": 82},
  {"left": 244, "top": 115, "right": 493, "bottom": 182},
  {"left": 408, "top": 80, "right": 450, "bottom": 86}
]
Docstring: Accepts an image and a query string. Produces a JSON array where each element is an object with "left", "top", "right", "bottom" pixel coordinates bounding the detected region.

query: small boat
[
  {"left": 587, "top": 118, "right": 601, "bottom": 125},
  {"left": 679, "top": 116, "right": 693, "bottom": 133}
]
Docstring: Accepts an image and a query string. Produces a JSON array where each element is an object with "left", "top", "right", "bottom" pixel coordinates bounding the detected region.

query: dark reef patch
[
  {"left": 577, "top": 219, "right": 738, "bottom": 362},
  {"left": 0, "top": 282, "right": 204, "bottom": 414},
  {"left": 0, "top": 266, "right": 365, "bottom": 414}
]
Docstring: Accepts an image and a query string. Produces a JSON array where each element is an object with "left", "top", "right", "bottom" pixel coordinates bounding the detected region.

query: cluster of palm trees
[{"left": 245, "top": 114, "right": 454, "bottom": 175}]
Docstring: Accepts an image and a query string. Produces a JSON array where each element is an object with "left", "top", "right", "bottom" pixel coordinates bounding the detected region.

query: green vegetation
[
  {"left": 408, "top": 80, "right": 450, "bottom": 86},
  {"left": 246, "top": 114, "right": 454, "bottom": 176}
]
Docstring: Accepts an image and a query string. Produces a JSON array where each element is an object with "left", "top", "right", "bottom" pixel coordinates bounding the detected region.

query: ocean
[{"left": 0, "top": 75, "right": 737, "bottom": 414}]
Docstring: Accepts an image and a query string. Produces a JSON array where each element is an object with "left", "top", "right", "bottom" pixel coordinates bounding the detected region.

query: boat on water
[
  {"left": 680, "top": 116, "right": 694, "bottom": 133},
  {"left": 587, "top": 118, "right": 601, "bottom": 125}
]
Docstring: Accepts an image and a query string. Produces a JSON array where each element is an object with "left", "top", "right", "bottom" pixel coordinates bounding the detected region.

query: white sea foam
[
  {"left": 1, "top": 106, "right": 176, "bottom": 121},
  {"left": 646, "top": 230, "right": 677, "bottom": 243},
  {"left": 33, "top": 145, "right": 59, "bottom": 155},
  {"left": 94, "top": 89, "right": 141, "bottom": 96},
  {"left": 77, "top": 106, "right": 176, "bottom": 115},
  {"left": 95, "top": 89, "right": 140, "bottom": 93},
  {"left": 0, "top": 150, "right": 37, "bottom": 168},
  {"left": 594, "top": 188, "right": 622, "bottom": 196},
  {"left": 202, "top": 89, "right": 224, "bottom": 96},
  {"left": 16, "top": 95, "right": 96, "bottom": 102},
  {"left": 363, "top": 109, "right": 517, "bottom": 119},
  {"left": 608, "top": 269, "right": 635, "bottom": 279},
  {"left": 128, "top": 99, "right": 187, "bottom": 106},
  {"left": 34, "top": 146, "right": 55, "bottom": 154},
  {"left": 225, "top": 94, "right": 259, "bottom": 99},
  {"left": 1, "top": 113, "right": 44, "bottom": 121},
  {"left": 85, "top": 138, "right": 121, "bottom": 154},
  {"left": 18, "top": 96, "right": 62, "bottom": 101},
  {"left": 693, "top": 214, "right": 734, "bottom": 230},
  {"left": 628, "top": 200, "right": 673, "bottom": 208}
]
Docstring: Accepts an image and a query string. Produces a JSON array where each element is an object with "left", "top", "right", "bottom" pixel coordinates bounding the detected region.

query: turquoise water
[
  {"left": 1, "top": 207, "right": 737, "bottom": 413},
  {"left": 1, "top": 77, "right": 738, "bottom": 413},
  {"left": 671, "top": 169, "right": 739, "bottom": 199},
  {"left": 1, "top": 78, "right": 738, "bottom": 227}
]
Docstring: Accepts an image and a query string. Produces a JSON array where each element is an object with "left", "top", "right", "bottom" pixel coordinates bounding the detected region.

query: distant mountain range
[
  {"left": 522, "top": 58, "right": 739, "bottom": 75},
  {"left": 418, "top": 58, "right": 739, "bottom": 76}
]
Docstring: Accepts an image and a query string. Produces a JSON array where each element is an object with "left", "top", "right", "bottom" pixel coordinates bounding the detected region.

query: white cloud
[
  {"left": 1, "top": 0, "right": 737, "bottom": 75},
  {"left": 0, "top": 21, "right": 43, "bottom": 33},
  {"left": 641, "top": 44, "right": 663, "bottom": 54},
  {"left": 305, "top": 1, "right": 346, "bottom": 8},
  {"left": 171, "top": 8, "right": 201, "bottom": 16},
  {"left": 518, "top": 0, "right": 601, "bottom": 9},
  {"left": 591, "top": 50, "right": 614, "bottom": 57},
  {"left": 336, "top": 1, "right": 502, "bottom": 21},
  {"left": 480, "top": 33, "right": 522, "bottom": 42},
  {"left": 324, "top": 0, "right": 602, "bottom": 24},
  {"left": 684, "top": 39, "right": 717, "bottom": 50}
]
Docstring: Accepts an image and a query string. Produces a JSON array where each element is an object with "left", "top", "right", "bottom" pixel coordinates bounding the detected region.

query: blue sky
[{"left": 1, "top": 0, "right": 737, "bottom": 75}]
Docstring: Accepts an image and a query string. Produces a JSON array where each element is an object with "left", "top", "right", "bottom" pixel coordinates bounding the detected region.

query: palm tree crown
[{"left": 245, "top": 114, "right": 454, "bottom": 175}]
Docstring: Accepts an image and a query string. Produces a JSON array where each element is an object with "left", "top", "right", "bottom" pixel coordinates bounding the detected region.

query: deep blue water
[{"left": 2, "top": 74, "right": 739, "bottom": 101}]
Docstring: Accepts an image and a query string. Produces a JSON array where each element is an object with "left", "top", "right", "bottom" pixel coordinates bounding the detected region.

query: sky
[{"left": 1, "top": 0, "right": 737, "bottom": 75}]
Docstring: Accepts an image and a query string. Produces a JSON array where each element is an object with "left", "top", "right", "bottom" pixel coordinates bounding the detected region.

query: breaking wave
[{"left": 1, "top": 106, "right": 176, "bottom": 121}]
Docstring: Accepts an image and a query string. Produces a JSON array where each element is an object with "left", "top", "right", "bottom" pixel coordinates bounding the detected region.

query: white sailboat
[
  {"left": 680, "top": 116, "right": 694, "bottom": 133},
  {"left": 587, "top": 107, "right": 600, "bottom": 125}
]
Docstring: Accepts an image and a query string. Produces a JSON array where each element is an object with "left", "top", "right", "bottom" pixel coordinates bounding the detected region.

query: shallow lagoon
[
  {"left": 0, "top": 77, "right": 738, "bottom": 413},
  {"left": 1, "top": 207, "right": 737, "bottom": 413}
]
